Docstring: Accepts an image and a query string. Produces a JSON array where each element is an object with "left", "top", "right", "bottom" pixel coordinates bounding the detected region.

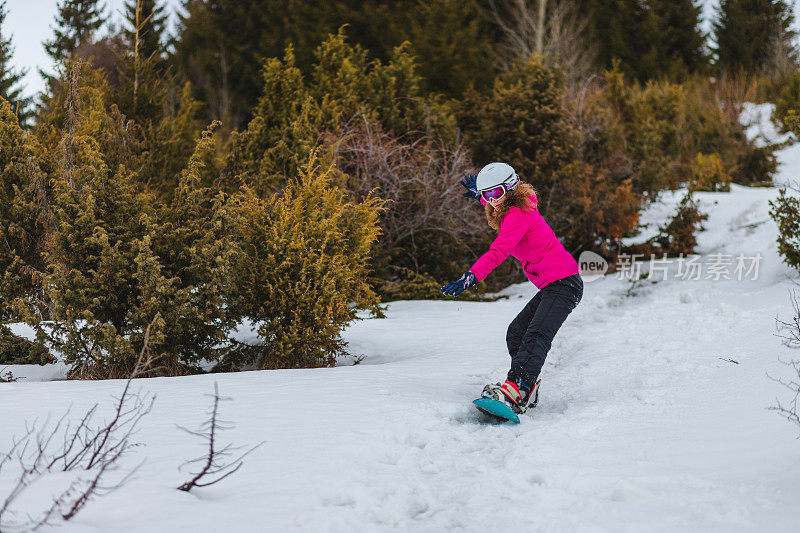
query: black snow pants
[{"left": 506, "top": 273, "right": 583, "bottom": 384}]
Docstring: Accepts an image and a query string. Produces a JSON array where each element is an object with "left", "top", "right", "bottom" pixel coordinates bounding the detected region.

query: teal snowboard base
[{"left": 473, "top": 397, "right": 520, "bottom": 424}]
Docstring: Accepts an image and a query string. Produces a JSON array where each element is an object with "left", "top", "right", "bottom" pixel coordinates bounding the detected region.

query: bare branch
[
  {"left": 770, "top": 288, "right": 800, "bottom": 437},
  {"left": 0, "top": 322, "right": 157, "bottom": 530},
  {"left": 176, "top": 382, "right": 263, "bottom": 492},
  {"left": 332, "top": 112, "right": 486, "bottom": 266},
  {"left": 487, "top": 0, "right": 596, "bottom": 92}
]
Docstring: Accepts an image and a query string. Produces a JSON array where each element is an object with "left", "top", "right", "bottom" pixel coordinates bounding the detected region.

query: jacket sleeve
[{"left": 469, "top": 208, "right": 529, "bottom": 282}]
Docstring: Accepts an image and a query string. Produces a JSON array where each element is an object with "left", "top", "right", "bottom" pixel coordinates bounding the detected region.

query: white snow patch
[{"left": 739, "top": 102, "right": 791, "bottom": 147}]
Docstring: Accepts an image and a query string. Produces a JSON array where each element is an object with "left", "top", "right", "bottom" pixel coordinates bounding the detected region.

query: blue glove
[
  {"left": 460, "top": 174, "right": 480, "bottom": 200},
  {"left": 441, "top": 271, "right": 478, "bottom": 296}
]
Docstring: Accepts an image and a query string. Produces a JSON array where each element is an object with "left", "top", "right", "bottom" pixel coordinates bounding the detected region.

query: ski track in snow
[{"left": 3, "top": 143, "right": 800, "bottom": 531}]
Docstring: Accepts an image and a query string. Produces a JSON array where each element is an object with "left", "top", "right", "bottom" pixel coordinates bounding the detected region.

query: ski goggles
[
  {"left": 479, "top": 172, "right": 520, "bottom": 202},
  {"left": 481, "top": 185, "right": 508, "bottom": 202}
]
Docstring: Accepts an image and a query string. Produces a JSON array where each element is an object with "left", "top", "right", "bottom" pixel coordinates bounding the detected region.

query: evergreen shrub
[
  {"left": 774, "top": 70, "right": 800, "bottom": 133},
  {"left": 0, "top": 97, "right": 50, "bottom": 322},
  {"left": 583, "top": 71, "right": 774, "bottom": 195},
  {"left": 227, "top": 30, "right": 478, "bottom": 299},
  {"left": 689, "top": 153, "right": 731, "bottom": 192},
  {"left": 12, "top": 63, "right": 233, "bottom": 379},
  {"left": 770, "top": 188, "right": 800, "bottom": 270},
  {"left": 0, "top": 326, "right": 54, "bottom": 365},
  {"left": 684, "top": 79, "right": 776, "bottom": 186},
  {"left": 657, "top": 193, "right": 708, "bottom": 256},
  {"left": 226, "top": 28, "right": 440, "bottom": 195},
  {"left": 584, "top": 68, "right": 687, "bottom": 198},
  {"left": 453, "top": 58, "right": 645, "bottom": 265},
  {"left": 734, "top": 145, "right": 778, "bottom": 186},
  {"left": 377, "top": 266, "right": 450, "bottom": 302},
  {"left": 548, "top": 162, "right": 642, "bottom": 257},
  {"left": 455, "top": 56, "right": 577, "bottom": 198},
  {"left": 226, "top": 151, "right": 384, "bottom": 369}
]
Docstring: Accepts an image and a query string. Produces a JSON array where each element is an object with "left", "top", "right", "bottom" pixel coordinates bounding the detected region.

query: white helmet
[{"left": 476, "top": 162, "right": 519, "bottom": 192}]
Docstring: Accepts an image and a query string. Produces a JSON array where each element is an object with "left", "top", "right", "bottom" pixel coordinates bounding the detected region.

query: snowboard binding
[{"left": 473, "top": 378, "right": 541, "bottom": 423}]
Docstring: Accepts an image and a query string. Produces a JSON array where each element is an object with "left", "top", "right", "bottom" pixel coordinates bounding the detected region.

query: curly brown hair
[{"left": 484, "top": 182, "right": 538, "bottom": 230}]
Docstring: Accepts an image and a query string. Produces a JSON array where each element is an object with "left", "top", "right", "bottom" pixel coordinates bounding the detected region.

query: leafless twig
[
  {"left": 177, "top": 382, "right": 263, "bottom": 492},
  {"left": 0, "top": 323, "right": 156, "bottom": 531},
  {"left": 769, "top": 288, "right": 800, "bottom": 436},
  {"left": 769, "top": 358, "right": 800, "bottom": 436},
  {"left": 775, "top": 287, "right": 800, "bottom": 348}
]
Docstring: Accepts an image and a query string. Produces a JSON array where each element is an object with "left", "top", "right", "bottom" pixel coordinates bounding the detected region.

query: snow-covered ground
[{"left": 3, "top": 131, "right": 800, "bottom": 532}]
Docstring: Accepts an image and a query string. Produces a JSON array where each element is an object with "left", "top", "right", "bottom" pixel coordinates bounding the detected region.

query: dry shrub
[
  {"left": 576, "top": 70, "right": 775, "bottom": 196},
  {"left": 333, "top": 114, "right": 487, "bottom": 292},
  {"left": 0, "top": 338, "right": 155, "bottom": 530},
  {"left": 713, "top": 70, "right": 767, "bottom": 122},
  {"left": 686, "top": 76, "right": 777, "bottom": 186}
]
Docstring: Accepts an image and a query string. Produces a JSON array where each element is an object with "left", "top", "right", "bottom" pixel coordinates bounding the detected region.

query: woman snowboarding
[{"left": 441, "top": 162, "right": 583, "bottom": 416}]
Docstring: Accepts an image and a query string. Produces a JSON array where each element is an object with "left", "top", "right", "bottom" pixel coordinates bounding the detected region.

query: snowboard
[{"left": 473, "top": 397, "right": 520, "bottom": 423}]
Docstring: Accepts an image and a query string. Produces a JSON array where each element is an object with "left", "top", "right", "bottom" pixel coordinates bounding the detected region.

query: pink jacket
[{"left": 470, "top": 196, "right": 580, "bottom": 289}]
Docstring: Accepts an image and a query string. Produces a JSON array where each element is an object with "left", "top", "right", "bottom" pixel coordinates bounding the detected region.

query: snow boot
[{"left": 481, "top": 377, "right": 541, "bottom": 415}]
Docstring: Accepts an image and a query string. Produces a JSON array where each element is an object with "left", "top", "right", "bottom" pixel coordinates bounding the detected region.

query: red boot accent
[{"left": 498, "top": 380, "right": 524, "bottom": 406}]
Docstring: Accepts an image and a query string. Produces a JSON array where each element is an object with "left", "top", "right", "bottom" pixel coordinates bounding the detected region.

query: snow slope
[{"left": 3, "top": 149, "right": 800, "bottom": 532}]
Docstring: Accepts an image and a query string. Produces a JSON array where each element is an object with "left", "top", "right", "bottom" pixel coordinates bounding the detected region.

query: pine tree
[
  {"left": 173, "top": 0, "right": 292, "bottom": 130},
  {"left": 114, "top": 20, "right": 169, "bottom": 128},
  {"left": 123, "top": 0, "right": 168, "bottom": 63},
  {"left": 173, "top": 0, "right": 494, "bottom": 128},
  {"left": 43, "top": 62, "right": 156, "bottom": 376},
  {"left": 146, "top": 121, "right": 233, "bottom": 368},
  {"left": 639, "top": 0, "right": 707, "bottom": 79},
  {"left": 404, "top": 0, "right": 496, "bottom": 96},
  {"left": 0, "top": 2, "right": 29, "bottom": 122},
  {"left": 117, "top": 0, "right": 169, "bottom": 126},
  {"left": 575, "top": 0, "right": 644, "bottom": 80},
  {"left": 455, "top": 56, "right": 577, "bottom": 203},
  {"left": 44, "top": 0, "right": 105, "bottom": 64},
  {"left": 41, "top": 1, "right": 199, "bottom": 198},
  {"left": 576, "top": 0, "right": 708, "bottom": 81},
  {"left": 36, "top": 61, "right": 232, "bottom": 378},
  {"left": 714, "top": 0, "right": 797, "bottom": 75},
  {"left": 140, "top": 82, "right": 205, "bottom": 199}
]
